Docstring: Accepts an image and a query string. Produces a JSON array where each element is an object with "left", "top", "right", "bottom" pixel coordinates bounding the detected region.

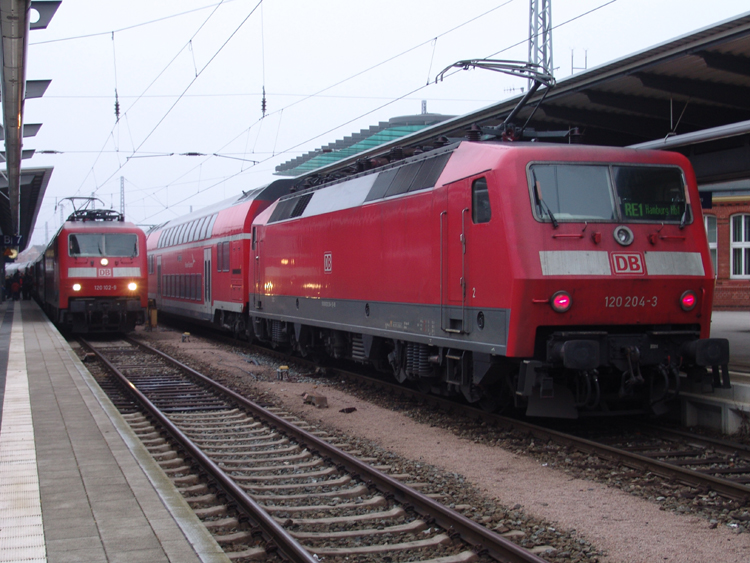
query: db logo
[
  {"left": 98, "top": 268, "right": 113, "bottom": 277},
  {"left": 323, "top": 252, "right": 332, "bottom": 273},
  {"left": 611, "top": 253, "right": 644, "bottom": 275}
]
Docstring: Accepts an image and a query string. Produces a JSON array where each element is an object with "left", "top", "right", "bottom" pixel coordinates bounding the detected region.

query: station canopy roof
[
  {"left": 277, "top": 11, "right": 750, "bottom": 187},
  {"left": 275, "top": 114, "right": 454, "bottom": 176}
]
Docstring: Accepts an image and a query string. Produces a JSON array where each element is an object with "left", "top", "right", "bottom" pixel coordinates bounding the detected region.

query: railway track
[
  {"left": 300, "top": 364, "right": 750, "bottom": 505},
  {"left": 572, "top": 423, "right": 750, "bottom": 489},
  {"left": 145, "top": 323, "right": 750, "bottom": 506},
  {"left": 81, "top": 336, "right": 551, "bottom": 563}
]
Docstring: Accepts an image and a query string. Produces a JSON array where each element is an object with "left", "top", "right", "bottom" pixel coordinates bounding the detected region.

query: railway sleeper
[
  {"left": 224, "top": 546, "right": 266, "bottom": 561},
  {"left": 241, "top": 474, "right": 351, "bottom": 492},
  {"left": 417, "top": 553, "right": 479, "bottom": 563},
  {"left": 207, "top": 445, "right": 301, "bottom": 458},
  {"left": 248, "top": 484, "right": 370, "bottom": 502},
  {"left": 308, "top": 532, "right": 450, "bottom": 556},
  {"left": 168, "top": 408, "right": 244, "bottom": 421},
  {"left": 290, "top": 519, "right": 428, "bottom": 540},
  {"left": 230, "top": 467, "right": 336, "bottom": 482},
  {"left": 157, "top": 457, "right": 186, "bottom": 468},
  {"left": 202, "top": 516, "right": 240, "bottom": 531},
  {"left": 141, "top": 437, "right": 167, "bottom": 447},
  {"left": 173, "top": 474, "right": 200, "bottom": 486},
  {"left": 179, "top": 483, "right": 209, "bottom": 495},
  {"left": 193, "top": 505, "right": 228, "bottom": 519},
  {"left": 220, "top": 459, "right": 323, "bottom": 473},
  {"left": 186, "top": 493, "right": 219, "bottom": 507},
  {"left": 152, "top": 450, "right": 178, "bottom": 462},
  {"left": 275, "top": 505, "right": 404, "bottom": 526},
  {"left": 177, "top": 421, "right": 262, "bottom": 431},
  {"left": 216, "top": 452, "right": 311, "bottom": 465},
  {"left": 213, "top": 530, "right": 254, "bottom": 545},
  {"left": 190, "top": 433, "right": 281, "bottom": 445},
  {"left": 162, "top": 465, "right": 192, "bottom": 476},
  {"left": 196, "top": 437, "right": 290, "bottom": 450},
  {"left": 261, "top": 495, "right": 387, "bottom": 514}
]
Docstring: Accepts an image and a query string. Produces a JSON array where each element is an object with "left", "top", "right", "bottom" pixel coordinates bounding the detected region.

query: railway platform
[
  {"left": 678, "top": 310, "right": 750, "bottom": 435},
  {"left": 0, "top": 299, "right": 229, "bottom": 563}
]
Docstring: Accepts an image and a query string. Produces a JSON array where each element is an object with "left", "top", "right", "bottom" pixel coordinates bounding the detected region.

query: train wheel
[{"left": 477, "top": 382, "right": 513, "bottom": 413}]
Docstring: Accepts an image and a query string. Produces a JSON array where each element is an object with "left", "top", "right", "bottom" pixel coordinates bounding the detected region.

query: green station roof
[{"left": 275, "top": 113, "right": 454, "bottom": 177}]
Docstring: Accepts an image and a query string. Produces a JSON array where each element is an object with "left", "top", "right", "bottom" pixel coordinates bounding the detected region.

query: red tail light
[
  {"left": 680, "top": 290, "right": 697, "bottom": 311},
  {"left": 551, "top": 291, "right": 572, "bottom": 313}
]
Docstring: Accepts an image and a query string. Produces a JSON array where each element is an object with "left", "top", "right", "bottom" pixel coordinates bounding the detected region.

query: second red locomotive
[{"left": 147, "top": 140, "right": 729, "bottom": 418}]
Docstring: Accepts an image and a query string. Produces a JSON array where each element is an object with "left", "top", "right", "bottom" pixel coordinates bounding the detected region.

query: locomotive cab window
[
  {"left": 69, "top": 233, "right": 138, "bottom": 257},
  {"left": 471, "top": 177, "right": 491, "bottom": 224},
  {"left": 531, "top": 164, "right": 615, "bottom": 222},
  {"left": 614, "top": 166, "right": 691, "bottom": 224},
  {"left": 529, "top": 163, "right": 690, "bottom": 224}
]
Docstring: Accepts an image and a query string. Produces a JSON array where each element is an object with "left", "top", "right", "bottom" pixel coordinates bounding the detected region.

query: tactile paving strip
[{"left": 0, "top": 315, "right": 46, "bottom": 562}]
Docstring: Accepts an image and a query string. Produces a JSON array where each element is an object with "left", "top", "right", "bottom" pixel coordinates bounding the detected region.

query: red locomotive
[
  {"left": 147, "top": 140, "right": 729, "bottom": 418},
  {"left": 34, "top": 206, "right": 148, "bottom": 333}
]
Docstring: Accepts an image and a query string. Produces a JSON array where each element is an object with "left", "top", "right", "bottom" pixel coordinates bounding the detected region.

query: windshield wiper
[{"left": 533, "top": 175, "right": 558, "bottom": 228}]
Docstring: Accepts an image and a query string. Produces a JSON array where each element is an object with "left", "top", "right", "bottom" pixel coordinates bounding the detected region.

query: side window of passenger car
[{"left": 471, "top": 177, "right": 491, "bottom": 224}]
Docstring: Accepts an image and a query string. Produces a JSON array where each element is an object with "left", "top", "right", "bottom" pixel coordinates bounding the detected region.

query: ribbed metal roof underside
[
  {"left": 293, "top": 11, "right": 750, "bottom": 187},
  {"left": 276, "top": 114, "right": 453, "bottom": 176},
  {"left": 0, "top": 167, "right": 52, "bottom": 249}
]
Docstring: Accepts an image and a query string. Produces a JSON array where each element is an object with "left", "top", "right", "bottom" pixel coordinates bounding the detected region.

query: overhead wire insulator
[
  {"left": 261, "top": 86, "right": 267, "bottom": 118},
  {"left": 114, "top": 89, "right": 120, "bottom": 121}
]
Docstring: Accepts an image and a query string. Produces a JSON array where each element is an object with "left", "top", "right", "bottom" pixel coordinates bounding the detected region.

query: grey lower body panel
[
  {"left": 252, "top": 294, "right": 510, "bottom": 355},
  {"left": 158, "top": 301, "right": 213, "bottom": 323}
]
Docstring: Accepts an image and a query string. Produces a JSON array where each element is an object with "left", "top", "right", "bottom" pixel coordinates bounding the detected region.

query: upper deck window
[
  {"left": 69, "top": 233, "right": 139, "bottom": 257},
  {"left": 529, "top": 163, "right": 690, "bottom": 224}
]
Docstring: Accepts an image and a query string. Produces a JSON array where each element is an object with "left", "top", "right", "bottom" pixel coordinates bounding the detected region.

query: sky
[{"left": 21, "top": 0, "right": 750, "bottom": 246}]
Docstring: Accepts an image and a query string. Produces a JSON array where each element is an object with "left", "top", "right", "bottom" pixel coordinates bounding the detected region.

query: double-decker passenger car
[
  {"left": 148, "top": 140, "right": 729, "bottom": 418},
  {"left": 145, "top": 180, "right": 294, "bottom": 335},
  {"left": 34, "top": 208, "right": 147, "bottom": 333}
]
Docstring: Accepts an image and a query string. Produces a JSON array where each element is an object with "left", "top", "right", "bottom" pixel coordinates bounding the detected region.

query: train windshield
[
  {"left": 69, "top": 233, "right": 139, "bottom": 257},
  {"left": 530, "top": 163, "right": 689, "bottom": 224}
]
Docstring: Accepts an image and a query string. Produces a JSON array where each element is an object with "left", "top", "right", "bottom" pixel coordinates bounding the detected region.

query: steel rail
[
  {"left": 127, "top": 336, "right": 548, "bottom": 563},
  {"left": 81, "top": 338, "right": 318, "bottom": 563},
  {"left": 638, "top": 423, "right": 750, "bottom": 457},
  {"left": 291, "top": 361, "right": 750, "bottom": 502},
  {"left": 145, "top": 322, "right": 750, "bottom": 502}
]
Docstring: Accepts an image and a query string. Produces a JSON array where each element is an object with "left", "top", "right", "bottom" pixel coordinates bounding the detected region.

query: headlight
[
  {"left": 680, "top": 290, "right": 697, "bottom": 311},
  {"left": 550, "top": 291, "right": 572, "bottom": 313},
  {"left": 100, "top": 258, "right": 109, "bottom": 266},
  {"left": 127, "top": 282, "right": 137, "bottom": 291},
  {"left": 72, "top": 284, "right": 82, "bottom": 292}
]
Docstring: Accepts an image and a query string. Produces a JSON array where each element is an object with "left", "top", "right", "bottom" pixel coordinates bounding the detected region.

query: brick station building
[{"left": 701, "top": 179, "right": 750, "bottom": 309}]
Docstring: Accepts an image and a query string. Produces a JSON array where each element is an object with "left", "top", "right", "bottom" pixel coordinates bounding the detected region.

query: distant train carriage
[
  {"left": 34, "top": 208, "right": 148, "bottom": 333},
  {"left": 145, "top": 180, "right": 294, "bottom": 334},
  {"left": 148, "top": 140, "right": 730, "bottom": 418}
]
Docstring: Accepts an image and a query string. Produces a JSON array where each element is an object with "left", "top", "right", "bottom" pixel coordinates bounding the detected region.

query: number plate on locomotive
[{"left": 605, "top": 295, "right": 657, "bottom": 308}]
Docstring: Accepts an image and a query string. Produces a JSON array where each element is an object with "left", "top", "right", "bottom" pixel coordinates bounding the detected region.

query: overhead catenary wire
[
  {"left": 60, "top": 0, "right": 517, "bottom": 208},
  {"left": 119, "top": 1, "right": 524, "bottom": 218},
  {"left": 29, "top": 0, "right": 242, "bottom": 45},
  {"left": 114, "top": 0, "right": 596, "bottom": 220},
  {"left": 138, "top": 0, "right": 625, "bottom": 221},
  {"left": 35, "top": 0, "right": 624, "bottom": 237},
  {"left": 73, "top": 0, "right": 230, "bottom": 197},
  {"left": 91, "top": 0, "right": 264, "bottom": 198}
]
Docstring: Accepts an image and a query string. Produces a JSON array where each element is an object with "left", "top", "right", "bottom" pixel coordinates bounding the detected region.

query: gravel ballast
[{"left": 133, "top": 327, "right": 750, "bottom": 563}]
